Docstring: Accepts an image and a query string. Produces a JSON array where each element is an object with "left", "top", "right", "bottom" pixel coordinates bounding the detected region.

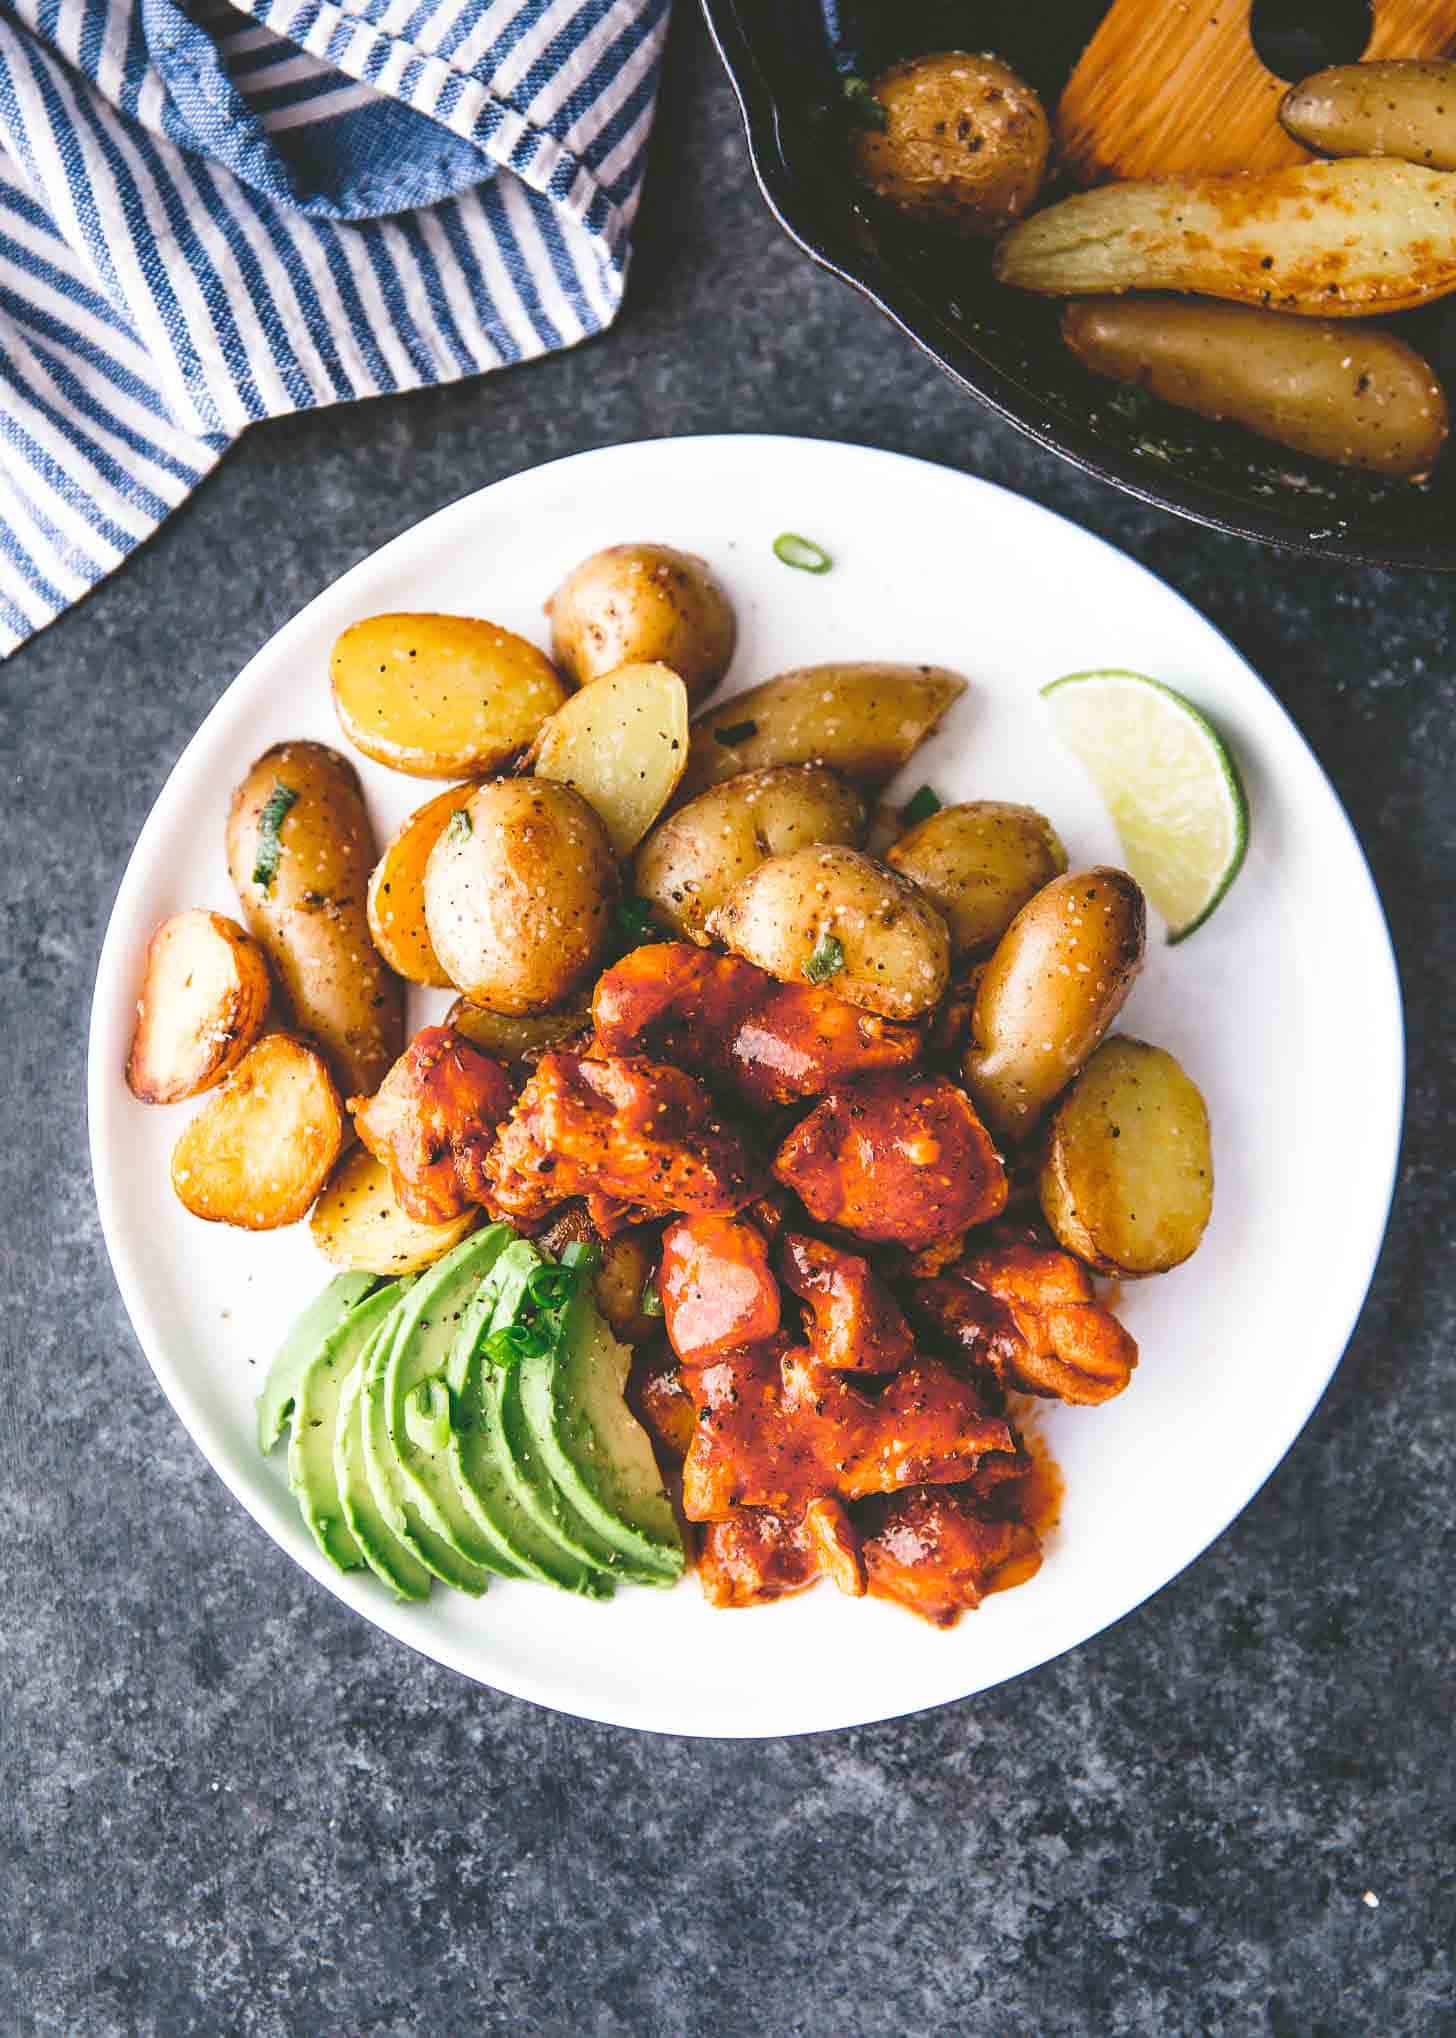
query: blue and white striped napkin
[{"left": 0, "top": 0, "right": 670, "bottom": 657}]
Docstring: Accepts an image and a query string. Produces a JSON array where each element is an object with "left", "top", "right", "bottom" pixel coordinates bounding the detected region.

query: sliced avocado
[
  {"left": 361, "top": 1322, "right": 491, "bottom": 1596},
  {"left": 288, "top": 1279, "right": 406, "bottom": 1571},
  {"left": 375, "top": 1228, "right": 523, "bottom": 1581},
  {"left": 446, "top": 1244, "right": 613, "bottom": 1599},
  {"left": 515, "top": 1291, "right": 684, "bottom": 1585},
  {"left": 257, "top": 1271, "right": 378, "bottom": 1454},
  {"left": 334, "top": 1341, "right": 431, "bottom": 1601},
  {"left": 497, "top": 1362, "right": 655, "bottom": 1585}
]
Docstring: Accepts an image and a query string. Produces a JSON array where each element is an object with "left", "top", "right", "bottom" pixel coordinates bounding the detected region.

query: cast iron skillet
[{"left": 699, "top": 0, "right": 1456, "bottom": 569}]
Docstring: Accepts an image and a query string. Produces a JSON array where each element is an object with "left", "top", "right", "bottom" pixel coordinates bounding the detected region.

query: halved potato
[
  {"left": 330, "top": 613, "right": 568, "bottom": 778},
  {"left": 367, "top": 784, "right": 474, "bottom": 988},
  {"left": 126, "top": 909, "right": 271, "bottom": 1104},
  {"left": 548, "top": 543, "right": 736, "bottom": 704},
  {"left": 1039, "top": 1037, "right": 1212, "bottom": 1276},
  {"left": 995, "top": 159, "right": 1456, "bottom": 317},
  {"left": 886, "top": 801, "right": 1067, "bottom": 957},
  {"left": 311, "top": 1144, "right": 478, "bottom": 1274},
  {"left": 170, "top": 1033, "right": 344, "bottom": 1230},
  {"left": 444, "top": 994, "right": 592, "bottom": 1062},
  {"left": 679, "top": 663, "right": 967, "bottom": 800},
  {"left": 531, "top": 661, "right": 689, "bottom": 856}
]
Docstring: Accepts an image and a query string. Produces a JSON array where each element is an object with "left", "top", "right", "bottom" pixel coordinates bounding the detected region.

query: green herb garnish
[
  {"left": 713, "top": 719, "right": 758, "bottom": 748},
  {"left": 901, "top": 785, "right": 942, "bottom": 827},
  {"left": 252, "top": 782, "right": 298, "bottom": 893},
  {"left": 478, "top": 1239, "right": 599, "bottom": 1373},
  {"left": 447, "top": 807, "right": 472, "bottom": 842},
  {"left": 842, "top": 75, "right": 887, "bottom": 131},
  {"left": 640, "top": 1276, "right": 663, "bottom": 1319},
  {"left": 773, "top": 532, "right": 833, "bottom": 575},
  {"left": 805, "top": 932, "right": 846, "bottom": 984},
  {"left": 613, "top": 896, "right": 662, "bottom": 951}
]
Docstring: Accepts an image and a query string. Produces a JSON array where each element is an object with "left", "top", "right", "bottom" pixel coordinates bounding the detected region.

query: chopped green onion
[
  {"left": 613, "top": 896, "right": 661, "bottom": 950},
  {"left": 404, "top": 1379, "right": 452, "bottom": 1452},
  {"left": 713, "top": 719, "right": 758, "bottom": 748},
  {"left": 252, "top": 782, "right": 298, "bottom": 893},
  {"left": 526, "top": 1263, "right": 575, "bottom": 1310},
  {"left": 560, "top": 1240, "right": 601, "bottom": 1275},
  {"left": 447, "top": 807, "right": 472, "bottom": 842},
  {"left": 483, "top": 1322, "right": 543, "bottom": 1367},
  {"left": 805, "top": 932, "right": 846, "bottom": 984},
  {"left": 901, "top": 785, "right": 942, "bottom": 828},
  {"left": 640, "top": 1275, "right": 663, "bottom": 1319},
  {"left": 773, "top": 532, "right": 832, "bottom": 575},
  {"left": 841, "top": 75, "right": 887, "bottom": 132}
]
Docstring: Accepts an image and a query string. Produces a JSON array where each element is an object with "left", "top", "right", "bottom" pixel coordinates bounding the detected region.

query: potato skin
[
  {"left": 423, "top": 779, "right": 617, "bottom": 1013},
  {"left": 853, "top": 52, "right": 1049, "bottom": 236},
  {"left": 1064, "top": 297, "right": 1448, "bottom": 480},
  {"left": 127, "top": 909, "right": 272, "bottom": 1104},
  {"left": 1281, "top": 61, "right": 1456, "bottom": 173},
  {"left": 548, "top": 544, "right": 736, "bottom": 705},
  {"left": 963, "top": 868, "right": 1146, "bottom": 1145},
  {"left": 444, "top": 994, "right": 593, "bottom": 1063},
  {"left": 170, "top": 1032, "right": 344, "bottom": 1230},
  {"left": 709, "top": 844, "right": 950, "bottom": 1020},
  {"left": 635, "top": 764, "right": 867, "bottom": 942},
  {"left": 886, "top": 801, "right": 1067, "bottom": 958},
  {"left": 227, "top": 741, "right": 403, "bottom": 1099},
  {"left": 331, "top": 612, "right": 568, "bottom": 778},
  {"left": 310, "top": 1144, "right": 479, "bottom": 1274},
  {"left": 367, "top": 784, "right": 474, "bottom": 989},
  {"left": 1039, "top": 1037, "right": 1213, "bottom": 1276},
  {"left": 531, "top": 660, "right": 689, "bottom": 856},
  {"left": 681, "top": 662, "right": 967, "bottom": 800}
]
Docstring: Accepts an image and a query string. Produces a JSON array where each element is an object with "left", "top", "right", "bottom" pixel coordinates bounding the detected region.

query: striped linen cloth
[{"left": 0, "top": 0, "right": 670, "bottom": 657}]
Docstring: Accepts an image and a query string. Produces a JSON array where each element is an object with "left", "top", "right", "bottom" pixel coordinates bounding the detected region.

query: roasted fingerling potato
[
  {"left": 530, "top": 661, "right": 689, "bottom": 856},
  {"left": 170, "top": 1032, "right": 344, "bottom": 1229},
  {"left": 852, "top": 52, "right": 1050, "bottom": 237},
  {"left": 548, "top": 543, "right": 736, "bottom": 704},
  {"left": 635, "top": 764, "right": 867, "bottom": 942},
  {"left": 1281, "top": 61, "right": 1456, "bottom": 173},
  {"left": 963, "top": 868, "right": 1146, "bottom": 1145},
  {"left": 1064, "top": 298, "right": 1449, "bottom": 480},
  {"left": 227, "top": 742, "right": 403, "bottom": 1099},
  {"left": 1039, "top": 1037, "right": 1213, "bottom": 1277},
  {"left": 444, "top": 994, "right": 593, "bottom": 1063},
  {"left": 331, "top": 612, "right": 569, "bottom": 778},
  {"left": 709, "top": 844, "right": 951, "bottom": 1021},
  {"left": 886, "top": 801, "right": 1067, "bottom": 958},
  {"left": 423, "top": 778, "right": 617, "bottom": 1013},
  {"left": 680, "top": 662, "right": 967, "bottom": 800},
  {"left": 126, "top": 909, "right": 272, "bottom": 1104},
  {"left": 367, "top": 784, "right": 475, "bottom": 988},
  {"left": 310, "top": 1143, "right": 479, "bottom": 1274},
  {"left": 995, "top": 159, "right": 1456, "bottom": 318}
]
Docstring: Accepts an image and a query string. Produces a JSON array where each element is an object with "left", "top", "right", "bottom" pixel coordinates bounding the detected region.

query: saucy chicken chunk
[
  {"left": 594, "top": 942, "right": 922, "bottom": 1107},
  {"left": 909, "top": 1237, "right": 1137, "bottom": 1405},
  {"left": 485, "top": 1049, "right": 763, "bottom": 1235},
  {"left": 773, "top": 1072, "right": 1008, "bottom": 1251},
  {"left": 781, "top": 1234, "right": 914, "bottom": 1373},
  {"left": 660, "top": 1211, "right": 781, "bottom": 1365},
  {"left": 859, "top": 1483, "right": 1042, "bottom": 1628},
  {"left": 350, "top": 1024, "right": 514, "bottom": 1224},
  {"left": 699, "top": 1495, "right": 866, "bottom": 1607}
]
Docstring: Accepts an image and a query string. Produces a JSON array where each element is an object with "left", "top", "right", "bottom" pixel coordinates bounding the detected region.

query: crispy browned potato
[
  {"left": 444, "top": 994, "right": 593, "bottom": 1062},
  {"left": 1064, "top": 298, "right": 1448, "bottom": 480},
  {"left": 995, "top": 159, "right": 1456, "bottom": 317},
  {"left": 423, "top": 778, "right": 617, "bottom": 1012},
  {"left": 635, "top": 764, "right": 867, "bottom": 942},
  {"left": 886, "top": 801, "right": 1067, "bottom": 957},
  {"left": 1281, "top": 61, "right": 1456, "bottom": 173},
  {"left": 367, "top": 784, "right": 474, "bottom": 988},
  {"left": 170, "top": 1033, "right": 344, "bottom": 1229},
  {"left": 853, "top": 51, "right": 1049, "bottom": 236},
  {"left": 709, "top": 844, "right": 950, "bottom": 1020},
  {"left": 548, "top": 544, "right": 736, "bottom": 704},
  {"left": 531, "top": 661, "right": 689, "bottom": 856},
  {"left": 126, "top": 909, "right": 271, "bottom": 1104},
  {"left": 227, "top": 741, "right": 403, "bottom": 1098},
  {"left": 963, "top": 868, "right": 1146, "bottom": 1145},
  {"left": 330, "top": 612, "right": 568, "bottom": 778},
  {"left": 680, "top": 663, "right": 966, "bottom": 801},
  {"left": 1039, "top": 1037, "right": 1213, "bottom": 1276},
  {"left": 310, "top": 1144, "right": 479, "bottom": 1274}
]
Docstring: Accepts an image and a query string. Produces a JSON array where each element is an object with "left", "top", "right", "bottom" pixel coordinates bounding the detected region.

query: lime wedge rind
[{"left": 1041, "top": 668, "right": 1249, "bottom": 943}]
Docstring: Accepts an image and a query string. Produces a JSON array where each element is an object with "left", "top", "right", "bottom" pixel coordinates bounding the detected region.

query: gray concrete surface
[{"left": 2, "top": 15, "right": 1453, "bottom": 2035}]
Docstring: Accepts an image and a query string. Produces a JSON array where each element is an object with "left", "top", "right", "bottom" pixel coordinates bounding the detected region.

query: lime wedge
[{"left": 1042, "top": 669, "right": 1248, "bottom": 942}]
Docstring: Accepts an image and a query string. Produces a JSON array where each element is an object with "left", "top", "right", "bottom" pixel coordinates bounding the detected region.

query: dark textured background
[{"left": 4, "top": 14, "right": 1453, "bottom": 2035}]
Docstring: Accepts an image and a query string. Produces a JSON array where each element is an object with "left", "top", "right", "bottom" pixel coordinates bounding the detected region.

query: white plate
[{"left": 88, "top": 436, "right": 1402, "bottom": 1738}]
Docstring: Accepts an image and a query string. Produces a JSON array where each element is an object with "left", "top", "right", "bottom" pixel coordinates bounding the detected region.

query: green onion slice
[
  {"left": 900, "top": 785, "right": 942, "bottom": 828},
  {"left": 805, "top": 932, "right": 845, "bottom": 984},
  {"left": 713, "top": 719, "right": 758, "bottom": 748},
  {"left": 252, "top": 782, "right": 298, "bottom": 893},
  {"left": 447, "top": 807, "right": 472, "bottom": 842},
  {"left": 773, "top": 532, "right": 832, "bottom": 575},
  {"left": 640, "top": 1275, "right": 664, "bottom": 1319}
]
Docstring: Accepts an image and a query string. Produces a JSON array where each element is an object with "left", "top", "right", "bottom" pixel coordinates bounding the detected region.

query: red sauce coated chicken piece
[
  {"left": 909, "top": 1237, "right": 1137, "bottom": 1405},
  {"left": 484, "top": 1050, "right": 763, "bottom": 1236},
  {"left": 859, "top": 1483, "right": 1042, "bottom": 1628},
  {"left": 679, "top": 1342, "right": 1018, "bottom": 1521},
  {"left": 660, "top": 1212, "right": 781, "bottom": 1365},
  {"left": 773, "top": 1072, "right": 1008, "bottom": 1251},
  {"left": 350, "top": 1025, "right": 514, "bottom": 1224},
  {"left": 699, "top": 1496, "right": 866, "bottom": 1607},
  {"left": 780, "top": 1234, "right": 914, "bottom": 1373},
  {"left": 593, "top": 943, "right": 922, "bottom": 1107}
]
